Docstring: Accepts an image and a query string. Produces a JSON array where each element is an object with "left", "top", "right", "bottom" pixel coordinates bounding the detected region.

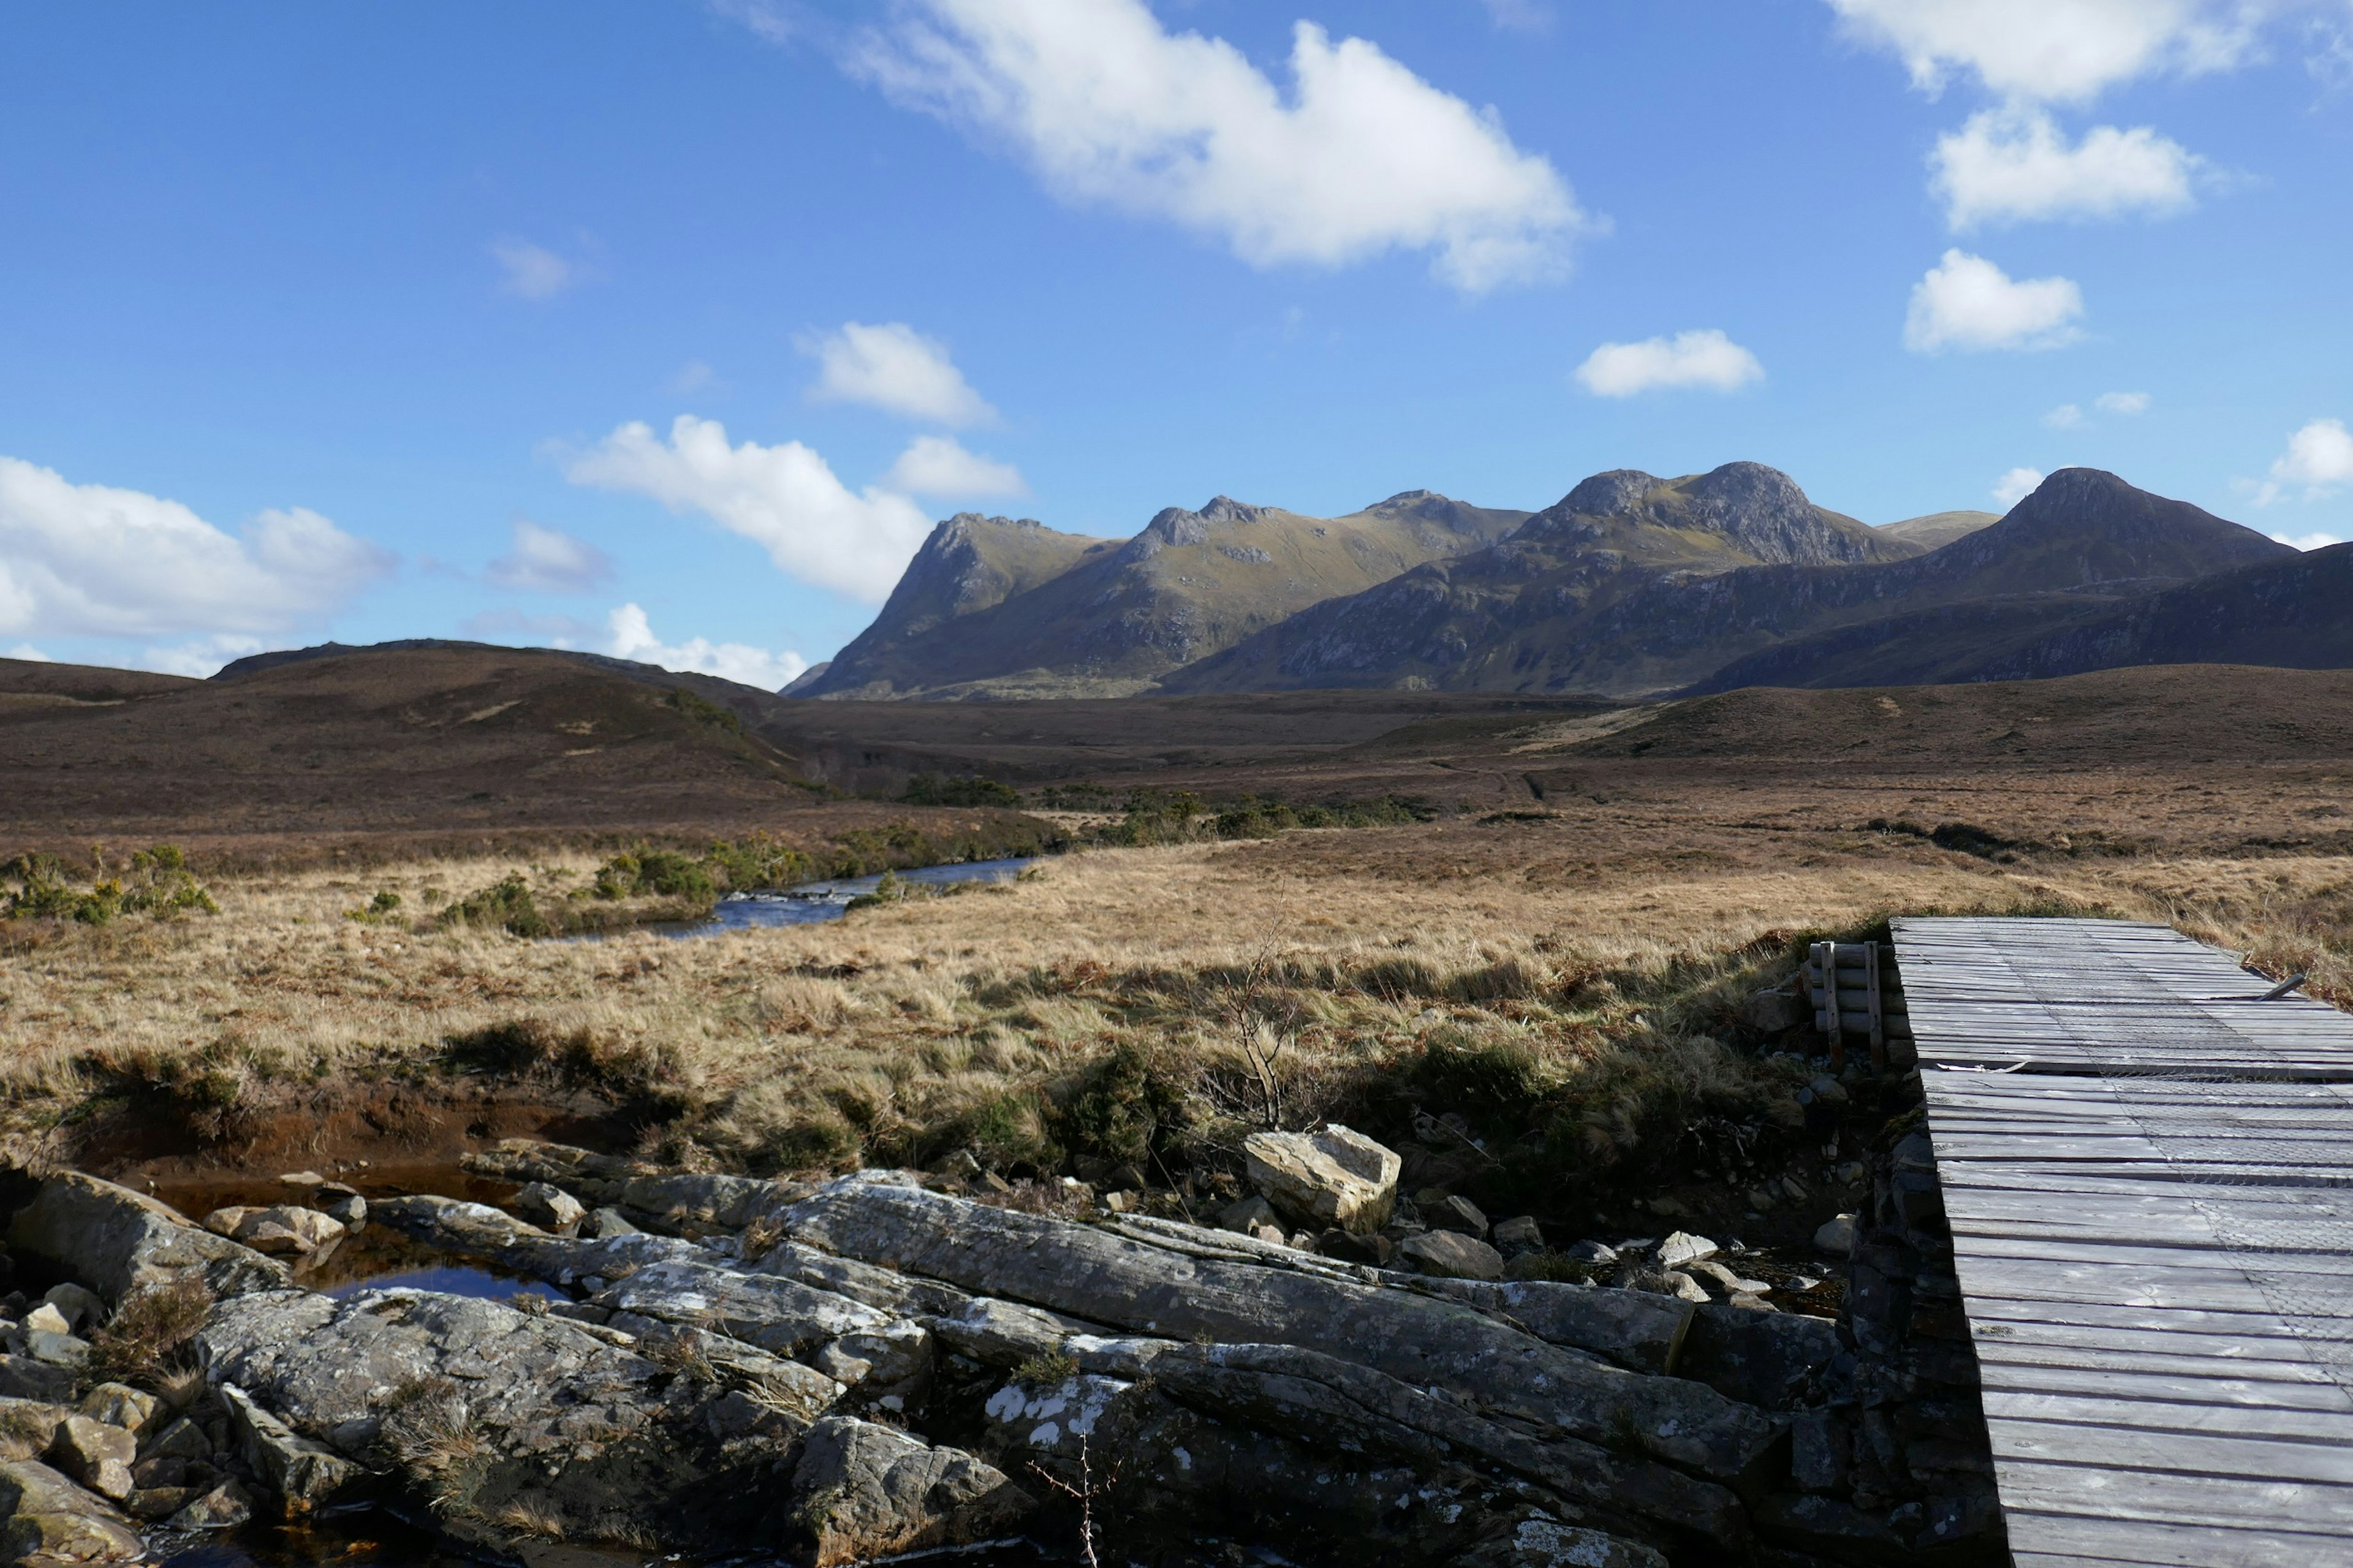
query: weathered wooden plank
[
  {"left": 1987, "top": 1416, "right": 2353, "bottom": 1483},
  {"left": 1898, "top": 915, "right": 2353, "bottom": 1562},
  {"left": 2004, "top": 1512, "right": 2353, "bottom": 1568},
  {"left": 1978, "top": 1357, "right": 2353, "bottom": 1411},
  {"left": 1983, "top": 1390, "right": 2353, "bottom": 1444}
]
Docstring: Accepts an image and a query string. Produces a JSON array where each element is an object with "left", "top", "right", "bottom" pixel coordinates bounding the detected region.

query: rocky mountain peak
[{"left": 1559, "top": 470, "right": 1661, "bottom": 517}]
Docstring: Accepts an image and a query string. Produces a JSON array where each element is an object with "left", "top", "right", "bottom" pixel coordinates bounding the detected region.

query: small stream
[{"left": 646, "top": 857, "right": 1035, "bottom": 939}]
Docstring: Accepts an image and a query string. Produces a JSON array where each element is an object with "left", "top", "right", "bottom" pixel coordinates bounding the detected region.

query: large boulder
[
  {"left": 0, "top": 1459, "right": 143, "bottom": 1562},
  {"left": 194, "top": 1287, "right": 808, "bottom": 1547},
  {"left": 783, "top": 1415, "right": 1031, "bottom": 1566},
  {"left": 1243, "top": 1124, "right": 1401, "bottom": 1234},
  {"left": 783, "top": 1175, "right": 1783, "bottom": 1485},
  {"left": 7, "top": 1172, "right": 289, "bottom": 1305}
]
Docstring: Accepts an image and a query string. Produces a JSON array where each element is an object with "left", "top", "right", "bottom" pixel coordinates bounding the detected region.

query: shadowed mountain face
[
  {"left": 1168, "top": 467, "right": 2295, "bottom": 699},
  {"left": 797, "top": 490, "right": 1528, "bottom": 700},
  {"left": 1680, "top": 468, "right": 2297, "bottom": 694},
  {"left": 1160, "top": 462, "right": 1928, "bottom": 698}
]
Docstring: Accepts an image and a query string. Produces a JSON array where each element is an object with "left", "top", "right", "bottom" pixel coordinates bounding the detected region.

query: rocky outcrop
[
  {"left": 781, "top": 1175, "right": 1784, "bottom": 1485},
  {"left": 8, "top": 1172, "right": 289, "bottom": 1304},
  {"left": 0, "top": 1458, "right": 143, "bottom": 1562},
  {"left": 783, "top": 1415, "right": 1031, "bottom": 1565},
  {"left": 194, "top": 1287, "right": 784, "bottom": 1545}
]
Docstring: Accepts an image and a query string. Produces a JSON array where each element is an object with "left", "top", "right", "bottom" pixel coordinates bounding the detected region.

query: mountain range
[{"left": 802, "top": 464, "right": 2332, "bottom": 700}]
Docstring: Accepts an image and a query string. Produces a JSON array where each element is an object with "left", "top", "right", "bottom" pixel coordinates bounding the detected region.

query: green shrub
[
  {"left": 900, "top": 773, "right": 1021, "bottom": 808},
  {"left": 438, "top": 873, "right": 550, "bottom": 937},
  {"left": 1, "top": 845, "right": 216, "bottom": 924},
  {"left": 662, "top": 686, "right": 747, "bottom": 738}
]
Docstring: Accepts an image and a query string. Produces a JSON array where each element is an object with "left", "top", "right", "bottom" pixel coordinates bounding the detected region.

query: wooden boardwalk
[{"left": 1894, "top": 917, "right": 2353, "bottom": 1568}]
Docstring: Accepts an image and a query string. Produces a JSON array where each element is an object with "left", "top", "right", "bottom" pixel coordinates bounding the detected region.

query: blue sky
[{"left": 4, "top": 0, "right": 2349, "bottom": 683}]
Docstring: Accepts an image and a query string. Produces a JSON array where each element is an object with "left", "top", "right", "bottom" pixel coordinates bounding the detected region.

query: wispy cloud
[
  {"left": 491, "top": 237, "right": 597, "bottom": 301},
  {"left": 486, "top": 520, "right": 615, "bottom": 594},
  {"left": 799, "top": 322, "right": 995, "bottom": 426}
]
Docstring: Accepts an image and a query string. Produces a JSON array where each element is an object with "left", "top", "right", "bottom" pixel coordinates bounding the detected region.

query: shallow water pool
[{"left": 652, "top": 856, "right": 1035, "bottom": 938}]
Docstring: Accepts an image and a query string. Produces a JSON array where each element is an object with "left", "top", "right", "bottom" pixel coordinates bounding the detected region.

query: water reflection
[{"left": 656, "top": 857, "right": 1035, "bottom": 939}]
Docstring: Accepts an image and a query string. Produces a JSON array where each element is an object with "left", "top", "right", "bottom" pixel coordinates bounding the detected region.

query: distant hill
[
  {"left": 0, "top": 644, "right": 1033, "bottom": 861},
  {"left": 796, "top": 490, "right": 1528, "bottom": 700},
  {"left": 1162, "top": 462, "right": 1927, "bottom": 698},
  {"left": 1879, "top": 510, "right": 1999, "bottom": 551}
]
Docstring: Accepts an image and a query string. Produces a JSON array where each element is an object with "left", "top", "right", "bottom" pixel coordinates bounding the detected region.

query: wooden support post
[
  {"left": 1813, "top": 940, "right": 1844, "bottom": 1070},
  {"left": 1865, "top": 939, "right": 1886, "bottom": 1070}
]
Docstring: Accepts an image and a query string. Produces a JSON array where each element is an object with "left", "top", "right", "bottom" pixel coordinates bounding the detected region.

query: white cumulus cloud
[
  {"left": 487, "top": 520, "right": 616, "bottom": 594},
  {"left": 2097, "top": 390, "right": 2152, "bottom": 414},
  {"left": 6, "top": 643, "right": 50, "bottom": 662},
  {"left": 2257, "top": 417, "right": 2353, "bottom": 503},
  {"left": 564, "top": 416, "right": 936, "bottom": 603},
  {"left": 1932, "top": 107, "right": 2200, "bottom": 227},
  {"left": 0, "top": 455, "right": 391, "bottom": 640},
  {"left": 884, "top": 434, "right": 1028, "bottom": 498},
  {"left": 605, "top": 603, "right": 807, "bottom": 691},
  {"left": 1993, "top": 467, "right": 2047, "bottom": 506},
  {"left": 2273, "top": 530, "right": 2347, "bottom": 550},
  {"left": 1825, "top": 0, "right": 2273, "bottom": 102},
  {"left": 800, "top": 322, "right": 995, "bottom": 426},
  {"left": 1573, "top": 330, "right": 1765, "bottom": 398},
  {"left": 1904, "top": 249, "right": 2084, "bottom": 352},
  {"left": 849, "top": 0, "right": 1590, "bottom": 292},
  {"left": 491, "top": 237, "right": 581, "bottom": 300}
]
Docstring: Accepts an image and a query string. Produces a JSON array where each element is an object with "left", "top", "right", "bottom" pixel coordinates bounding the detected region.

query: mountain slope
[
  {"left": 800, "top": 513, "right": 1118, "bottom": 699},
  {"left": 1169, "top": 467, "right": 2291, "bottom": 699},
  {"left": 1679, "top": 469, "right": 2297, "bottom": 693},
  {"left": 1161, "top": 463, "right": 1923, "bottom": 698},
  {"left": 1879, "top": 510, "right": 1999, "bottom": 551},
  {"left": 800, "top": 490, "right": 1527, "bottom": 700}
]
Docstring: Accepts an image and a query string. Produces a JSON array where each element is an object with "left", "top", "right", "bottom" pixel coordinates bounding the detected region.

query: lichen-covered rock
[
  {"left": 0, "top": 1402, "right": 77, "bottom": 1463},
  {"left": 44, "top": 1416, "right": 134, "bottom": 1500},
  {"left": 194, "top": 1287, "right": 780, "bottom": 1547},
  {"left": 1415, "top": 1278, "right": 1692, "bottom": 1376},
  {"left": 8, "top": 1171, "right": 289, "bottom": 1305},
  {"left": 592, "top": 1257, "right": 891, "bottom": 1357},
  {"left": 72, "top": 1387, "right": 156, "bottom": 1445},
  {"left": 1677, "top": 1304, "right": 1843, "bottom": 1411},
  {"left": 0, "top": 1458, "right": 143, "bottom": 1561},
  {"left": 37, "top": 1289, "right": 105, "bottom": 1339},
  {"left": 1397, "top": 1229, "right": 1504, "bottom": 1281},
  {"left": 215, "top": 1205, "right": 345, "bottom": 1259},
  {"left": 1454, "top": 1515, "right": 1670, "bottom": 1568},
  {"left": 784, "top": 1415, "right": 1032, "bottom": 1566},
  {"left": 218, "top": 1384, "right": 362, "bottom": 1513},
  {"left": 750, "top": 1240, "right": 969, "bottom": 1317},
  {"left": 0, "top": 1362, "right": 75, "bottom": 1406},
  {"left": 510, "top": 1183, "right": 586, "bottom": 1232},
  {"left": 1243, "top": 1124, "right": 1401, "bottom": 1235},
  {"left": 784, "top": 1175, "right": 1783, "bottom": 1485}
]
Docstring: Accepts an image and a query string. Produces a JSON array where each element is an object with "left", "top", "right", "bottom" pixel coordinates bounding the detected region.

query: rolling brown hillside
[{"left": 0, "top": 646, "right": 1039, "bottom": 866}]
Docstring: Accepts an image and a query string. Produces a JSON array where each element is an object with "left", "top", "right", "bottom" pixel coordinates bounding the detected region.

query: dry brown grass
[{"left": 2, "top": 773, "right": 2347, "bottom": 1218}]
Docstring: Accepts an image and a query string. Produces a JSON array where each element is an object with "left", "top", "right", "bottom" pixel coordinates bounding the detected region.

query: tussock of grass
[{"left": 87, "top": 1276, "right": 212, "bottom": 1387}]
